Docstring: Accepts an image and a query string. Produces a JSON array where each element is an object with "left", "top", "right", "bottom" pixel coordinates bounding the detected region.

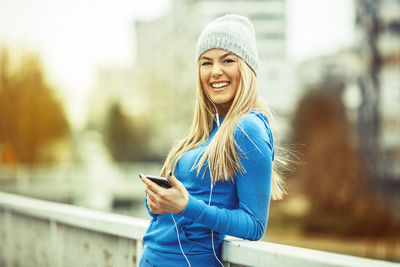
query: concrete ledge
[
  {"left": 0, "top": 191, "right": 149, "bottom": 240},
  {"left": 1, "top": 191, "right": 399, "bottom": 267},
  {"left": 222, "top": 237, "right": 400, "bottom": 267}
]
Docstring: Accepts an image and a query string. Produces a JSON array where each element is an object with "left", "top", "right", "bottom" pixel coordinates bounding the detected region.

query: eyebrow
[{"left": 200, "top": 52, "right": 235, "bottom": 61}]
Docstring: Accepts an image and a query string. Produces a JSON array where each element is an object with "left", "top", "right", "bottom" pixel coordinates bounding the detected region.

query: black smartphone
[{"left": 139, "top": 174, "right": 172, "bottom": 189}]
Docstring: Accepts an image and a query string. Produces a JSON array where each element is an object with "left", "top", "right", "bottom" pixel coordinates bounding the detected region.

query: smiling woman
[{"left": 139, "top": 14, "right": 287, "bottom": 267}]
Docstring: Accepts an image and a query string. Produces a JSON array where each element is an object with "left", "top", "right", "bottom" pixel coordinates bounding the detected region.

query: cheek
[
  {"left": 234, "top": 71, "right": 241, "bottom": 85},
  {"left": 201, "top": 79, "right": 208, "bottom": 89},
  {"left": 200, "top": 70, "right": 209, "bottom": 86},
  {"left": 232, "top": 72, "right": 240, "bottom": 91}
]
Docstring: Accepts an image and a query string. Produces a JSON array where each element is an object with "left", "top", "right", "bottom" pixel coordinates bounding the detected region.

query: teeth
[{"left": 211, "top": 82, "right": 229, "bottom": 88}]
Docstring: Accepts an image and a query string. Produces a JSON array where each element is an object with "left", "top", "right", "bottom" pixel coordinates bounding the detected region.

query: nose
[{"left": 211, "top": 63, "right": 223, "bottom": 78}]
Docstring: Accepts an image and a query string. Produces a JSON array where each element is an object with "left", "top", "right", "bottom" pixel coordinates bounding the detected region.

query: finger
[
  {"left": 146, "top": 191, "right": 152, "bottom": 201},
  {"left": 141, "top": 176, "right": 160, "bottom": 193},
  {"left": 146, "top": 193, "right": 157, "bottom": 207},
  {"left": 147, "top": 195, "right": 154, "bottom": 209},
  {"left": 145, "top": 188, "right": 158, "bottom": 200},
  {"left": 167, "top": 172, "right": 180, "bottom": 186},
  {"left": 146, "top": 197, "right": 151, "bottom": 208},
  {"left": 140, "top": 174, "right": 152, "bottom": 186},
  {"left": 147, "top": 197, "right": 163, "bottom": 214}
]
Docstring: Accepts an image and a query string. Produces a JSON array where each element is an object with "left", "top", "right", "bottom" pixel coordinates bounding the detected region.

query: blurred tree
[
  {"left": 133, "top": 63, "right": 195, "bottom": 149},
  {"left": 291, "top": 80, "right": 398, "bottom": 240},
  {"left": 104, "top": 101, "right": 156, "bottom": 161},
  {"left": 0, "top": 46, "right": 70, "bottom": 164},
  {"left": 292, "top": 83, "right": 362, "bottom": 211}
]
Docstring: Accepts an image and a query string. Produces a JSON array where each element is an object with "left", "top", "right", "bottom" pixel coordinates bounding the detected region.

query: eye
[
  {"left": 201, "top": 61, "right": 212, "bottom": 66},
  {"left": 223, "top": 58, "right": 235, "bottom": 63}
]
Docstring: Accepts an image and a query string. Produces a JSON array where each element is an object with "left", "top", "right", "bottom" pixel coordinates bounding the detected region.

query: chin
[
  {"left": 210, "top": 98, "right": 226, "bottom": 105},
  {"left": 211, "top": 95, "right": 232, "bottom": 105}
]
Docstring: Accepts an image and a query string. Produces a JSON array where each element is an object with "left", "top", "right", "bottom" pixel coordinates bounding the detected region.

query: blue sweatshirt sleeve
[{"left": 180, "top": 113, "right": 273, "bottom": 240}]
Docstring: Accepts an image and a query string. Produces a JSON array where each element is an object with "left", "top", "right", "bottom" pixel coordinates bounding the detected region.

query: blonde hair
[{"left": 160, "top": 58, "right": 286, "bottom": 200}]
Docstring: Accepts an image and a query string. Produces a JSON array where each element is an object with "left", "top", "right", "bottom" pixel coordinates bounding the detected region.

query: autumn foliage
[
  {"left": 0, "top": 46, "right": 69, "bottom": 164},
  {"left": 291, "top": 86, "right": 399, "bottom": 239}
]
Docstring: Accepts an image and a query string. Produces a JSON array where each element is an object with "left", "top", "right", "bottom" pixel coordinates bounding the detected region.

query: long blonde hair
[{"left": 160, "top": 58, "right": 286, "bottom": 200}]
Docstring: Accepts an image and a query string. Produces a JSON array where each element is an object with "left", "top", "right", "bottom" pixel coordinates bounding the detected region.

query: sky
[
  {"left": 286, "top": 0, "right": 355, "bottom": 62},
  {"left": 0, "top": 0, "right": 355, "bottom": 129}
]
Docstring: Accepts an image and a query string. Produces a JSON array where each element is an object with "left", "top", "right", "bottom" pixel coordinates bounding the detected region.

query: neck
[{"left": 216, "top": 101, "right": 232, "bottom": 117}]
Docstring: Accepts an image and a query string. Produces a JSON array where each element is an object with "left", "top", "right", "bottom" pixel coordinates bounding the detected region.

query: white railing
[{"left": 0, "top": 191, "right": 398, "bottom": 267}]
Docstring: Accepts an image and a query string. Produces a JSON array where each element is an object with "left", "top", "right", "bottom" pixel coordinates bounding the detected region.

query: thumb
[{"left": 167, "top": 171, "right": 179, "bottom": 186}]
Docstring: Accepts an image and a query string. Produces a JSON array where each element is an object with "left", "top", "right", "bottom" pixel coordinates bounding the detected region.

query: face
[{"left": 199, "top": 49, "right": 241, "bottom": 110}]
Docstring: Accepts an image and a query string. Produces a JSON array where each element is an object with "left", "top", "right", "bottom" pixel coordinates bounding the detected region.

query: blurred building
[
  {"left": 135, "top": 0, "right": 296, "bottom": 138},
  {"left": 355, "top": 0, "right": 400, "bottom": 184},
  {"left": 87, "top": 66, "right": 137, "bottom": 129},
  {"left": 296, "top": 0, "right": 400, "bottom": 213}
]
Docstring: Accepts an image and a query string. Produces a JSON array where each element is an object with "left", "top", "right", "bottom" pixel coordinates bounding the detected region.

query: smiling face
[{"left": 199, "top": 49, "right": 241, "bottom": 112}]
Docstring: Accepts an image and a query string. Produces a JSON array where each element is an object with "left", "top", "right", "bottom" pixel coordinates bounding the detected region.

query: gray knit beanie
[{"left": 196, "top": 14, "right": 259, "bottom": 75}]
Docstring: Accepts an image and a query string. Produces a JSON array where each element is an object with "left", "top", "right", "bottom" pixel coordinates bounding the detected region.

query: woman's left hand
[{"left": 141, "top": 172, "right": 189, "bottom": 214}]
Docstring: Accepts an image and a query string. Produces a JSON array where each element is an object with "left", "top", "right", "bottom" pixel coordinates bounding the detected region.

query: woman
[{"left": 139, "top": 14, "right": 286, "bottom": 266}]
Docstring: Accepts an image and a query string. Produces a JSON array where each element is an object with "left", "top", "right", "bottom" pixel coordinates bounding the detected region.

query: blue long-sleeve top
[{"left": 142, "top": 110, "right": 274, "bottom": 265}]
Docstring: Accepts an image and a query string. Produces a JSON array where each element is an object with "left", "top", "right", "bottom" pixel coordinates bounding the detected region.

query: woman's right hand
[{"left": 140, "top": 172, "right": 189, "bottom": 214}]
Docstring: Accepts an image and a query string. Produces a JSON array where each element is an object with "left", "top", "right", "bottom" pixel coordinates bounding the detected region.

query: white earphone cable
[
  {"left": 172, "top": 91, "right": 223, "bottom": 266},
  {"left": 171, "top": 213, "right": 191, "bottom": 267},
  {"left": 208, "top": 182, "right": 225, "bottom": 267},
  {"left": 203, "top": 90, "right": 220, "bottom": 127},
  {"left": 206, "top": 93, "right": 224, "bottom": 266}
]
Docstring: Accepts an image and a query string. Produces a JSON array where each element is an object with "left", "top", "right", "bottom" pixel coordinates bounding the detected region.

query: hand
[{"left": 140, "top": 172, "right": 189, "bottom": 214}]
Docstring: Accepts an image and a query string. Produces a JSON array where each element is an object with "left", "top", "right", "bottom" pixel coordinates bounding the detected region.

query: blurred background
[{"left": 0, "top": 0, "right": 399, "bottom": 262}]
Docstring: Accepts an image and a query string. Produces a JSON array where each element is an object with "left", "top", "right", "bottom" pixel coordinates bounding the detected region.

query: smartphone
[{"left": 139, "top": 174, "right": 172, "bottom": 189}]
